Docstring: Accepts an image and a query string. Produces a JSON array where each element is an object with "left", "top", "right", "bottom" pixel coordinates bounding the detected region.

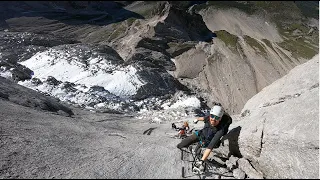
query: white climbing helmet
[{"left": 210, "top": 105, "right": 224, "bottom": 117}]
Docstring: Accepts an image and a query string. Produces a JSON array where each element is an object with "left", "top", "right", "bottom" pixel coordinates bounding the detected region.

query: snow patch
[
  {"left": 0, "top": 69, "right": 12, "bottom": 79},
  {"left": 162, "top": 96, "right": 201, "bottom": 109},
  {"left": 20, "top": 50, "right": 145, "bottom": 98}
]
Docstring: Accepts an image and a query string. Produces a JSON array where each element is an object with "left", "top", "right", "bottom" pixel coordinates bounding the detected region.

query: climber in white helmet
[{"left": 176, "top": 103, "right": 232, "bottom": 174}]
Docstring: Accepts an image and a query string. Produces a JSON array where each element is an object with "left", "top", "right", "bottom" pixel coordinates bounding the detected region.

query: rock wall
[{"left": 216, "top": 54, "right": 319, "bottom": 178}]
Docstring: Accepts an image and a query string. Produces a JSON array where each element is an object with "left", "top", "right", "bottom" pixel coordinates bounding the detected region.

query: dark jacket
[{"left": 198, "top": 113, "right": 232, "bottom": 149}]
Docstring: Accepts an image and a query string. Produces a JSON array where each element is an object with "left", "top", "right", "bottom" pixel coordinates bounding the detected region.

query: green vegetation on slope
[
  {"left": 243, "top": 35, "right": 267, "bottom": 56},
  {"left": 214, "top": 30, "right": 239, "bottom": 52},
  {"left": 167, "top": 41, "right": 196, "bottom": 57},
  {"left": 262, "top": 39, "right": 276, "bottom": 53},
  {"left": 108, "top": 22, "right": 127, "bottom": 41},
  {"left": 194, "top": 1, "right": 256, "bottom": 15},
  {"left": 295, "top": 1, "right": 319, "bottom": 19},
  {"left": 277, "top": 38, "right": 318, "bottom": 60},
  {"left": 167, "top": 42, "right": 196, "bottom": 50},
  {"left": 195, "top": 1, "right": 318, "bottom": 59},
  {"left": 107, "top": 17, "right": 142, "bottom": 41},
  {"left": 126, "top": 17, "right": 137, "bottom": 26},
  {"left": 128, "top": 1, "right": 166, "bottom": 18},
  {"left": 194, "top": 1, "right": 311, "bottom": 19}
]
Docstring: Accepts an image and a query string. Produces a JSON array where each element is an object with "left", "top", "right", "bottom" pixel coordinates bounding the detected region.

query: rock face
[
  {"left": 0, "top": 76, "right": 74, "bottom": 116},
  {"left": 217, "top": 54, "right": 319, "bottom": 178},
  {"left": 171, "top": 2, "right": 319, "bottom": 114},
  {"left": 153, "top": 2, "right": 213, "bottom": 42}
]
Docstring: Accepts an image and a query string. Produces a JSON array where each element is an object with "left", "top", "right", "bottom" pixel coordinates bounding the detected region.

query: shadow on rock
[
  {"left": 202, "top": 168, "right": 234, "bottom": 179},
  {"left": 206, "top": 158, "right": 226, "bottom": 169},
  {"left": 143, "top": 127, "right": 157, "bottom": 135},
  {"left": 0, "top": 1, "right": 145, "bottom": 26}
]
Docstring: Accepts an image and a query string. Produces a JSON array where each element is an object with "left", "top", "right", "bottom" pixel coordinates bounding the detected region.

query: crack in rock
[
  {"left": 262, "top": 93, "right": 301, "bottom": 107},
  {"left": 107, "top": 133, "right": 127, "bottom": 139},
  {"left": 309, "top": 83, "right": 319, "bottom": 90},
  {"left": 258, "top": 118, "right": 266, "bottom": 157}
]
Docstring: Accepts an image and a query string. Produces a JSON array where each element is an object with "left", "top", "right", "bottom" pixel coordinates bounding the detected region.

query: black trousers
[
  {"left": 176, "top": 133, "right": 199, "bottom": 149},
  {"left": 177, "top": 133, "right": 221, "bottom": 149}
]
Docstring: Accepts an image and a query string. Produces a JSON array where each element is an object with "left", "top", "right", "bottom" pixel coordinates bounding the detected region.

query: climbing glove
[{"left": 193, "top": 160, "right": 205, "bottom": 174}]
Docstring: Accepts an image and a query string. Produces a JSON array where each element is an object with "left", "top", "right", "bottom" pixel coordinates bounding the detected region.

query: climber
[
  {"left": 172, "top": 121, "right": 190, "bottom": 139},
  {"left": 176, "top": 103, "right": 232, "bottom": 174}
]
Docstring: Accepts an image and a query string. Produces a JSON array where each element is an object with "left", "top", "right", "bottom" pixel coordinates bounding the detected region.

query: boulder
[
  {"left": 237, "top": 158, "right": 263, "bottom": 179},
  {"left": 132, "top": 67, "right": 183, "bottom": 100},
  {"left": 226, "top": 155, "right": 239, "bottom": 171},
  {"left": 232, "top": 168, "right": 246, "bottom": 179}
]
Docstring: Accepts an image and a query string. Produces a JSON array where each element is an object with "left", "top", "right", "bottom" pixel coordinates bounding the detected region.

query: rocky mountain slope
[
  {"left": 0, "top": 50, "right": 318, "bottom": 179},
  {"left": 1, "top": 1, "right": 318, "bottom": 114},
  {"left": 0, "top": 1, "right": 318, "bottom": 179},
  {"left": 173, "top": 1, "right": 319, "bottom": 113}
]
